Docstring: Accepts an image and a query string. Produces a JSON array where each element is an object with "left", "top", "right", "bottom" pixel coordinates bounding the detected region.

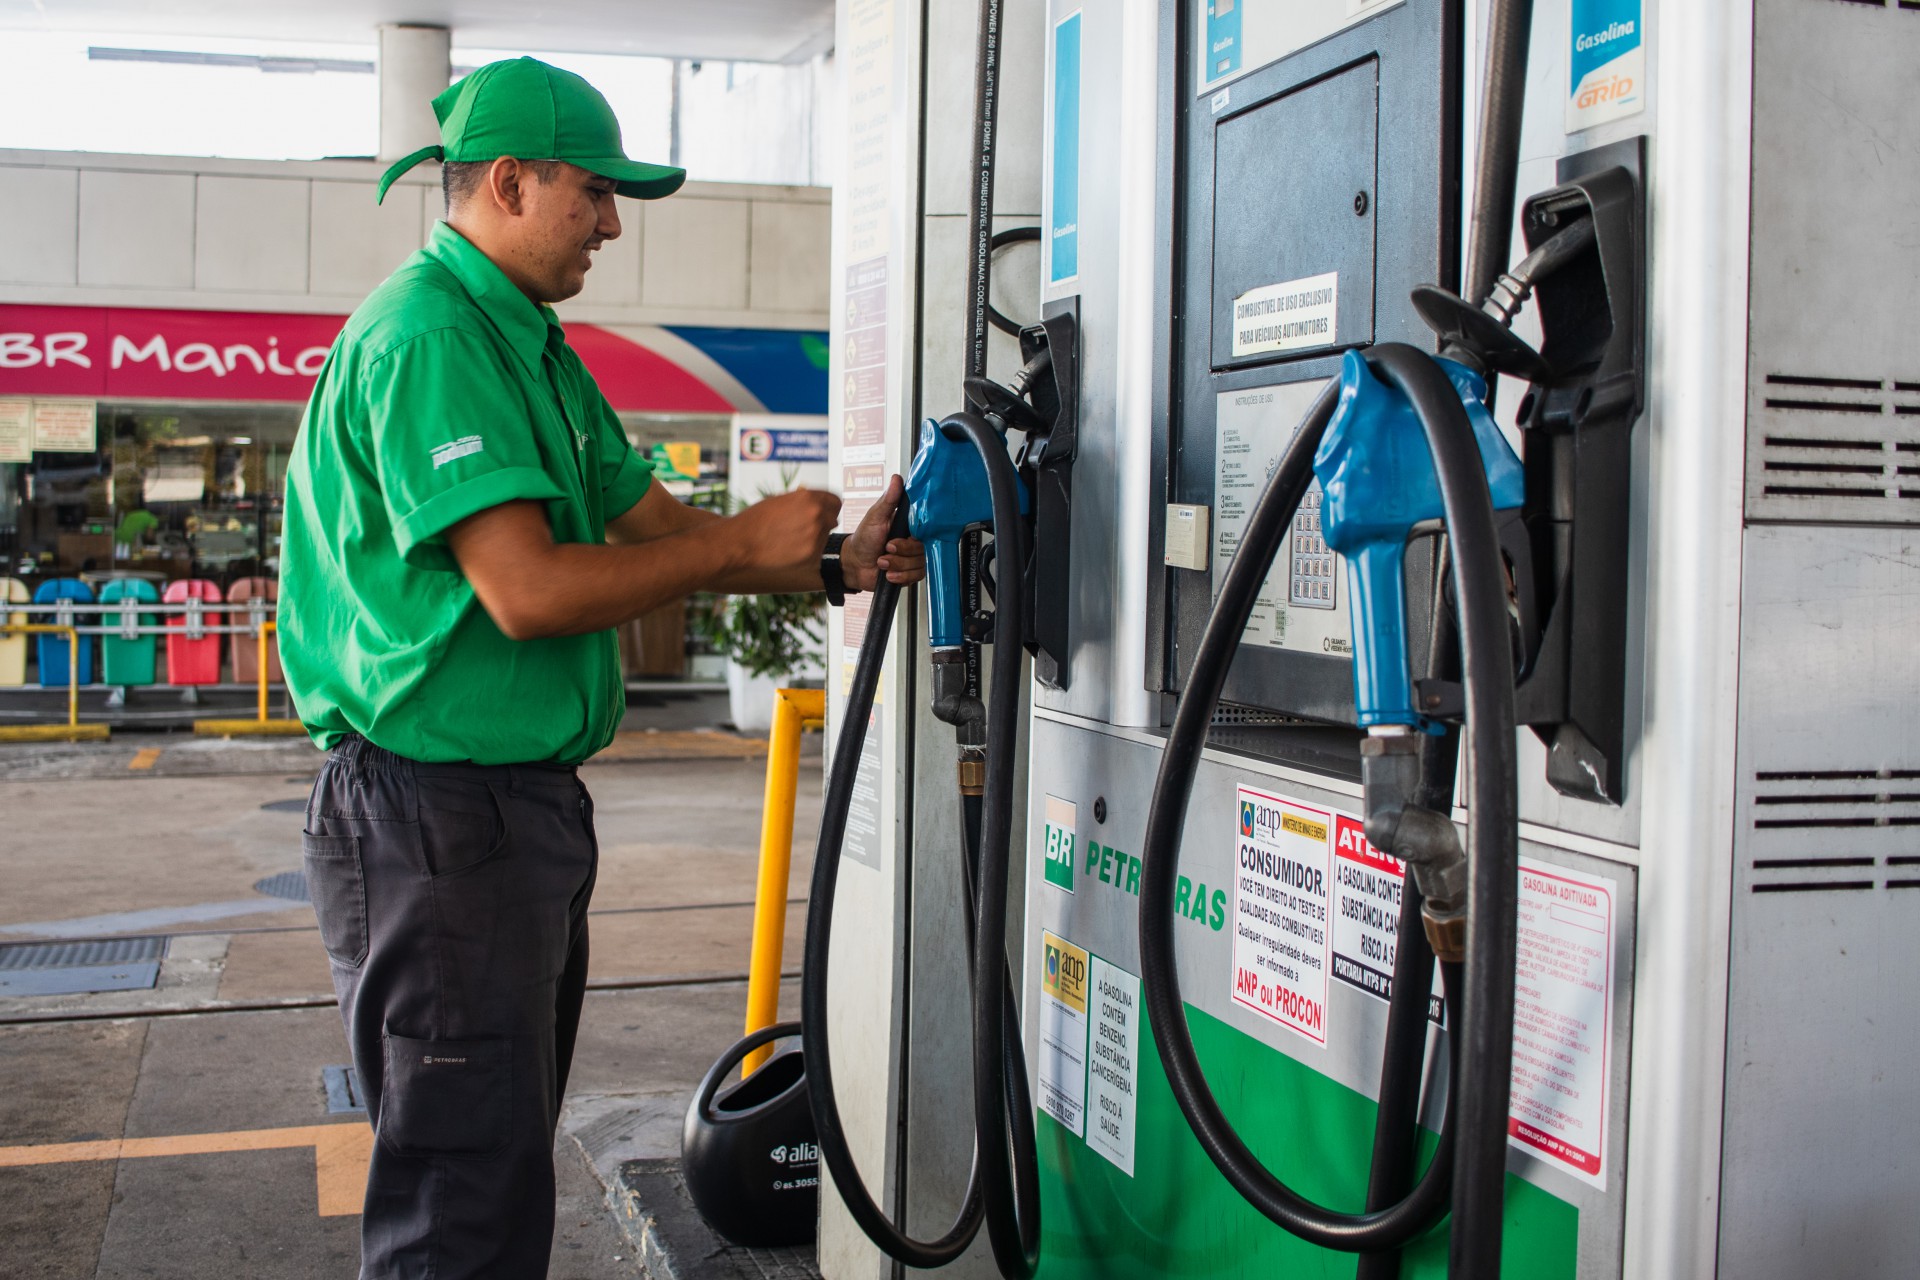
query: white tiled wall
[
  {"left": 78, "top": 171, "right": 195, "bottom": 290},
  {"left": 0, "top": 149, "right": 829, "bottom": 330},
  {"left": 0, "top": 166, "right": 77, "bottom": 286}
]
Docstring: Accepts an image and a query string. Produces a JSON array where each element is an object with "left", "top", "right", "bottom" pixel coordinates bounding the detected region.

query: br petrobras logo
[
  {"left": 1240, "top": 800, "right": 1256, "bottom": 837},
  {"left": 1042, "top": 795, "right": 1076, "bottom": 892}
]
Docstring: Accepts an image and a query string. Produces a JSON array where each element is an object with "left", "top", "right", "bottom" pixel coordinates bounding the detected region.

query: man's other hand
[
  {"left": 729, "top": 488, "right": 843, "bottom": 575},
  {"left": 841, "top": 474, "right": 927, "bottom": 591}
]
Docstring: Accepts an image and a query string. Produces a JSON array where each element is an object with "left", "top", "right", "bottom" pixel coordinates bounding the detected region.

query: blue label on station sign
[
  {"left": 1567, "top": 0, "right": 1643, "bottom": 129},
  {"left": 1207, "top": 0, "right": 1242, "bottom": 82},
  {"left": 737, "top": 427, "right": 829, "bottom": 464},
  {"left": 1050, "top": 12, "right": 1081, "bottom": 285}
]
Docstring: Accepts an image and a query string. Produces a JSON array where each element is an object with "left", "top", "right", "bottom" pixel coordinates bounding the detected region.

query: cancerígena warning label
[
  {"left": 1085, "top": 955, "right": 1140, "bottom": 1175},
  {"left": 1231, "top": 273, "right": 1338, "bottom": 357},
  {"left": 1038, "top": 931, "right": 1090, "bottom": 1136},
  {"left": 1230, "top": 787, "right": 1332, "bottom": 1045},
  {"left": 1507, "top": 858, "right": 1616, "bottom": 1188},
  {"left": 1330, "top": 814, "right": 1445, "bottom": 1023}
]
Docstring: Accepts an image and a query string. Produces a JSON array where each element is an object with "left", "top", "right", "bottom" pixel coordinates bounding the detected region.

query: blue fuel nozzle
[
  {"left": 905, "top": 416, "right": 1029, "bottom": 650},
  {"left": 1312, "top": 350, "right": 1525, "bottom": 730}
]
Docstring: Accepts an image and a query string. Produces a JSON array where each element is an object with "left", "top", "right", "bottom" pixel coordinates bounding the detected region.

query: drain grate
[
  {"left": 322, "top": 1064, "right": 367, "bottom": 1115},
  {"left": 0, "top": 936, "right": 165, "bottom": 998},
  {"left": 0, "top": 937, "right": 166, "bottom": 969},
  {"left": 255, "top": 871, "right": 311, "bottom": 902},
  {"left": 260, "top": 798, "right": 308, "bottom": 813}
]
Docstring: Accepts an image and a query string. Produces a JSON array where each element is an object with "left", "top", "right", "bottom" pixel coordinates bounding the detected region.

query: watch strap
[{"left": 821, "top": 531, "right": 859, "bottom": 606}]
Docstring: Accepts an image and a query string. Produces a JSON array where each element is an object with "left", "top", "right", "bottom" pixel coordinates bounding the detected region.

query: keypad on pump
[{"left": 1289, "top": 488, "right": 1336, "bottom": 610}]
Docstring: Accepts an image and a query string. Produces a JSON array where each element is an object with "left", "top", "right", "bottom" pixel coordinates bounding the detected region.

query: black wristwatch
[{"left": 820, "top": 532, "right": 861, "bottom": 606}]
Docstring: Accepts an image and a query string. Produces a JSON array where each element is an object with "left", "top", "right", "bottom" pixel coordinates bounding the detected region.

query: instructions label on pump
[
  {"left": 1038, "top": 931, "right": 1091, "bottom": 1136},
  {"left": 1507, "top": 859, "right": 1616, "bottom": 1188},
  {"left": 1214, "top": 381, "right": 1351, "bottom": 658},
  {"left": 1230, "top": 787, "right": 1332, "bottom": 1045}
]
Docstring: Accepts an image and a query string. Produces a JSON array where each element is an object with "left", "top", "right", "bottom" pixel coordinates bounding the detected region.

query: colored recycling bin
[
  {"left": 163, "top": 579, "right": 224, "bottom": 685},
  {"left": 0, "top": 578, "right": 26, "bottom": 687},
  {"left": 228, "top": 577, "right": 281, "bottom": 684},
  {"left": 32, "top": 578, "right": 95, "bottom": 687},
  {"left": 100, "top": 577, "right": 162, "bottom": 686}
]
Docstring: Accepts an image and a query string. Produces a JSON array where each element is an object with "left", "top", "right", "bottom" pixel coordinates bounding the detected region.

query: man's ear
[{"left": 485, "top": 157, "right": 527, "bottom": 217}]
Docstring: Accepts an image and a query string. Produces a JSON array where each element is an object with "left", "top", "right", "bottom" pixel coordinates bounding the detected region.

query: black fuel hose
[
  {"left": 1357, "top": 564, "right": 1463, "bottom": 1280},
  {"left": 1139, "top": 346, "right": 1519, "bottom": 1267},
  {"left": 802, "top": 420, "right": 1040, "bottom": 1274},
  {"left": 947, "top": 411, "right": 1043, "bottom": 1279},
  {"left": 801, "top": 514, "right": 986, "bottom": 1268},
  {"left": 1462, "top": 0, "right": 1536, "bottom": 311}
]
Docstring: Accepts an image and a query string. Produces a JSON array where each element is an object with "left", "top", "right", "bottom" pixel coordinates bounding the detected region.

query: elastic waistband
[{"left": 329, "top": 734, "right": 579, "bottom": 785}]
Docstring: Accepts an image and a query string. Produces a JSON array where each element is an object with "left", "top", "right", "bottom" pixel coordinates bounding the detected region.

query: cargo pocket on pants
[
  {"left": 378, "top": 1033, "right": 513, "bottom": 1158},
  {"left": 302, "top": 833, "right": 367, "bottom": 967}
]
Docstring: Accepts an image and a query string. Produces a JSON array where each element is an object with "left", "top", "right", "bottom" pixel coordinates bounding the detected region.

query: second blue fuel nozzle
[
  {"left": 1312, "top": 350, "right": 1525, "bottom": 730},
  {"left": 905, "top": 415, "right": 1030, "bottom": 652}
]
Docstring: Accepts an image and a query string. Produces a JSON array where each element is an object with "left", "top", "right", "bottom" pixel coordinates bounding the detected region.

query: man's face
[{"left": 514, "top": 163, "right": 622, "bottom": 304}]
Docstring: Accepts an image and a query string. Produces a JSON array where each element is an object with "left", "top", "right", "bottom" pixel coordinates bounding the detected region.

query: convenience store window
[{"left": 3, "top": 401, "right": 300, "bottom": 589}]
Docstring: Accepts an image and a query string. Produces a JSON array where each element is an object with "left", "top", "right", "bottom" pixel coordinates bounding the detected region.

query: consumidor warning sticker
[
  {"left": 1231, "top": 272, "right": 1338, "bottom": 357},
  {"left": 1038, "top": 931, "right": 1090, "bottom": 1136},
  {"left": 1507, "top": 858, "right": 1616, "bottom": 1188},
  {"left": 1230, "top": 787, "right": 1332, "bottom": 1045}
]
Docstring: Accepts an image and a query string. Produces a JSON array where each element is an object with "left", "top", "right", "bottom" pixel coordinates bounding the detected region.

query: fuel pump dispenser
[{"left": 816, "top": 0, "right": 1920, "bottom": 1277}]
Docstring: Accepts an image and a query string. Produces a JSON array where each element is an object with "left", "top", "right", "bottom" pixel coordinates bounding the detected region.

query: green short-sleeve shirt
[{"left": 281, "top": 221, "right": 653, "bottom": 765}]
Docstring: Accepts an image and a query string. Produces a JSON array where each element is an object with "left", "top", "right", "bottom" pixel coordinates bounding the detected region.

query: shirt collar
[{"left": 423, "top": 221, "right": 564, "bottom": 378}]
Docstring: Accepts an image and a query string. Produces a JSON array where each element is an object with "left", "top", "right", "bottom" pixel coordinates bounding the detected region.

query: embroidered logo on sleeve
[{"left": 430, "top": 435, "right": 484, "bottom": 469}]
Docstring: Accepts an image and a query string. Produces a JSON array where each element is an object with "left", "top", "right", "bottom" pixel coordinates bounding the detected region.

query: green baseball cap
[{"left": 376, "top": 56, "right": 686, "bottom": 204}]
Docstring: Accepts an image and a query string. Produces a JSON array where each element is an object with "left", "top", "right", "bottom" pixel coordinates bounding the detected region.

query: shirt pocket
[{"left": 302, "top": 833, "right": 367, "bottom": 967}]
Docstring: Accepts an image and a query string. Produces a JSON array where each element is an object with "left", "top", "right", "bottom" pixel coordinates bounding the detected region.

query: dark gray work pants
[{"left": 303, "top": 735, "right": 598, "bottom": 1280}]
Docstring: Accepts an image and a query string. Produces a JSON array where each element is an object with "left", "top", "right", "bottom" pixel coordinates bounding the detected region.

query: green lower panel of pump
[{"left": 1034, "top": 1002, "right": 1577, "bottom": 1279}]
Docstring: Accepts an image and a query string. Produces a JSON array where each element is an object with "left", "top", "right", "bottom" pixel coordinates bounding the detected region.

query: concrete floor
[{"left": 0, "top": 717, "right": 823, "bottom": 1279}]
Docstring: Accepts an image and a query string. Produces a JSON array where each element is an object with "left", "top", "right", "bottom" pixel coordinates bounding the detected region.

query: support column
[{"left": 377, "top": 24, "right": 452, "bottom": 162}]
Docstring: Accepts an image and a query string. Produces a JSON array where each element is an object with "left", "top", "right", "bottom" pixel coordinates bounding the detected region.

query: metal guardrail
[
  {"left": 0, "top": 599, "right": 278, "bottom": 639},
  {"left": 0, "top": 611, "right": 301, "bottom": 739},
  {"left": 0, "top": 626, "right": 108, "bottom": 742}
]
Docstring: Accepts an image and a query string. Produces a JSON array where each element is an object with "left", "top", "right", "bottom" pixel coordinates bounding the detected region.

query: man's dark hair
[{"left": 443, "top": 158, "right": 568, "bottom": 212}]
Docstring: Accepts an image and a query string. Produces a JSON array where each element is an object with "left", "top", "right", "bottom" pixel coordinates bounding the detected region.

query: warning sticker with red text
[
  {"left": 1230, "top": 787, "right": 1332, "bottom": 1046},
  {"left": 1506, "top": 858, "right": 1616, "bottom": 1188},
  {"left": 1330, "top": 815, "right": 1444, "bottom": 1024}
]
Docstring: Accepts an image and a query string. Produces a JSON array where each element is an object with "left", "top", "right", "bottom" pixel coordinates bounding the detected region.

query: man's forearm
[{"left": 467, "top": 523, "right": 824, "bottom": 639}]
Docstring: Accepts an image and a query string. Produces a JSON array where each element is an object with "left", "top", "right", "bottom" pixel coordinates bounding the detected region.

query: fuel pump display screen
[
  {"left": 1212, "top": 381, "right": 1353, "bottom": 660},
  {"left": 1197, "top": 0, "right": 1406, "bottom": 94}
]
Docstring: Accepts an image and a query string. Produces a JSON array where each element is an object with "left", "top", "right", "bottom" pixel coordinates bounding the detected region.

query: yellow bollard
[
  {"left": 258, "top": 620, "right": 273, "bottom": 722},
  {"left": 742, "top": 687, "right": 826, "bottom": 1075},
  {"left": 195, "top": 619, "right": 303, "bottom": 736},
  {"left": 0, "top": 625, "right": 108, "bottom": 742}
]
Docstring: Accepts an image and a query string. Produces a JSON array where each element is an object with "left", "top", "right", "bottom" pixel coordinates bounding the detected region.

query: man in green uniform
[{"left": 281, "top": 58, "right": 922, "bottom": 1279}]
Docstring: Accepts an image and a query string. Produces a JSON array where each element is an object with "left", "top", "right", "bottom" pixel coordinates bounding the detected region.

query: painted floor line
[
  {"left": 0, "top": 1122, "right": 373, "bottom": 1216},
  {"left": 127, "top": 747, "right": 162, "bottom": 770},
  {"left": 0, "top": 898, "right": 301, "bottom": 938}
]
